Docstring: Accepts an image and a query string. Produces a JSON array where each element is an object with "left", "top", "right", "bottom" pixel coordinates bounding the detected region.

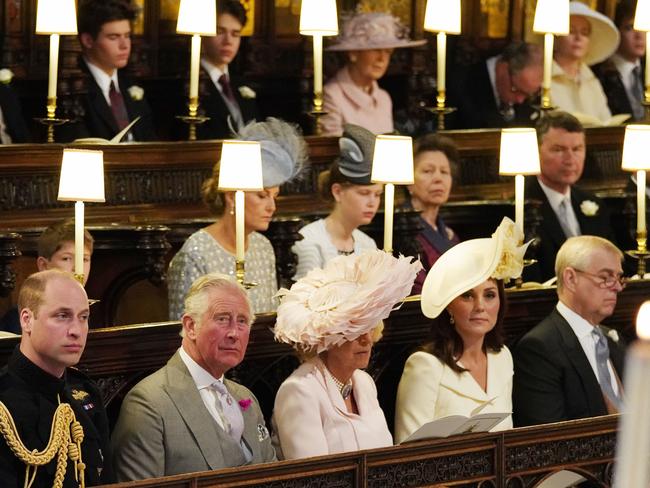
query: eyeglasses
[
  {"left": 508, "top": 70, "right": 539, "bottom": 100},
  {"left": 573, "top": 269, "right": 627, "bottom": 290}
]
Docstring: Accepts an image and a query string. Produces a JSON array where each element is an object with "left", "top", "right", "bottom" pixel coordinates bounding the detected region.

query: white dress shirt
[
  {"left": 200, "top": 58, "right": 243, "bottom": 128},
  {"left": 611, "top": 53, "right": 642, "bottom": 105},
  {"left": 556, "top": 301, "right": 619, "bottom": 395},
  {"left": 537, "top": 177, "right": 581, "bottom": 237},
  {"left": 486, "top": 56, "right": 501, "bottom": 106},
  {"left": 0, "top": 106, "right": 11, "bottom": 144},
  {"left": 84, "top": 59, "right": 120, "bottom": 106}
]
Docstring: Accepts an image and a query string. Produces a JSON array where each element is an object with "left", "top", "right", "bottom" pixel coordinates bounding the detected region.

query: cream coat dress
[{"left": 394, "top": 347, "right": 513, "bottom": 444}]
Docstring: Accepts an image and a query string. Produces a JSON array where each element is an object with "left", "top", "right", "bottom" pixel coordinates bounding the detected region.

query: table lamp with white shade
[
  {"left": 634, "top": 0, "right": 650, "bottom": 120},
  {"left": 217, "top": 140, "right": 264, "bottom": 286},
  {"left": 57, "top": 149, "right": 105, "bottom": 283},
  {"left": 423, "top": 0, "right": 461, "bottom": 130},
  {"left": 35, "top": 0, "right": 78, "bottom": 143},
  {"left": 533, "top": 0, "right": 570, "bottom": 110},
  {"left": 176, "top": 0, "right": 217, "bottom": 140},
  {"left": 300, "top": 0, "right": 338, "bottom": 133},
  {"left": 621, "top": 124, "right": 650, "bottom": 277},
  {"left": 499, "top": 128, "right": 541, "bottom": 237},
  {"left": 371, "top": 135, "right": 415, "bottom": 253}
]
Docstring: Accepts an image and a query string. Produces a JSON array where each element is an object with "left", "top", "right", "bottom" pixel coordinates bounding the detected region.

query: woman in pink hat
[
  {"left": 320, "top": 12, "right": 425, "bottom": 136},
  {"left": 395, "top": 218, "right": 529, "bottom": 443}
]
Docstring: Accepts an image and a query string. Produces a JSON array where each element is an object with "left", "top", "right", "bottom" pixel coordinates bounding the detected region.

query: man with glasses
[
  {"left": 111, "top": 273, "right": 275, "bottom": 481},
  {"left": 513, "top": 235, "right": 626, "bottom": 426},
  {"left": 525, "top": 111, "right": 615, "bottom": 282},
  {"left": 448, "top": 41, "right": 543, "bottom": 129}
]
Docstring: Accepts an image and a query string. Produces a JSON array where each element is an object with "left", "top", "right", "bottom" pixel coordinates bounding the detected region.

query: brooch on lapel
[
  {"left": 580, "top": 200, "right": 599, "bottom": 217},
  {"left": 0, "top": 69, "right": 13, "bottom": 85},
  {"left": 257, "top": 423, "right": 269, "bottom": 442},
  {"left": 128, "top": 85, "right": 144, "bottom": 101},
  {"left": 238, "top": 85, "right": 256, "bottom": 99},
  {"left": 606, "top": 329, "right": 620, "bottom": 343}
]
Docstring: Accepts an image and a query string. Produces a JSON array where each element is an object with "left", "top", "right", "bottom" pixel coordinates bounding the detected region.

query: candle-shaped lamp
[
  {"left": 57, "top": 149, "right": 105, "bottom": 282},
  {"left": 621, "top": 124, "right": 650, "bottom": 276},
  {"left": 300, "top": 0, "right": 338, "bottom": 124},
  {"left": 612, "top": 300, "right": 650, "bottom": 488},
  {"left": 177, "top": 0, "right": 217, "bottom": 140},
  {"left": 533, "top": 0, "right": 570, "bottom": 109},
  {"left": 634, "top": 0, "right": 650, "bottom": 119},
  {"left": 371, "top": 135, "right": 414, "bottom": 253},
  {"left": 217, "top": 141, "right": 263, "bottom": 285},
  {"left": 499, "top": 129, "right": 541, "bottom": 236},
  {"left": 424, "top": 0, "right": 461, "bottom": 129}
]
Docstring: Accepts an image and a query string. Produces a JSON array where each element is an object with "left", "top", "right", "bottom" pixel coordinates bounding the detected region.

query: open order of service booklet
[{"left": 400, "top": 411, "right": 510, "bottom": 443}]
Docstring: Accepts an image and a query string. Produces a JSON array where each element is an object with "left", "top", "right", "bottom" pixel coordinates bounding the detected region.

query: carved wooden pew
[{"left": 93, "top": 414, "right": 618, "bottom": 487}]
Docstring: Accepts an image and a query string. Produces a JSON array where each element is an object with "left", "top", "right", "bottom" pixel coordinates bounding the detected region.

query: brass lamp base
[
  {"left": 176, "top": 114, "right": 210, "bottom": 141},
  {"left": 423, "top": 104, "right": 456, "bottom": 131},
  {"left": 35, "top": 117, "right": 69, "bottom": 143},
  {"left": 235, "top": 259, "right": 258, "bottom": 290}
]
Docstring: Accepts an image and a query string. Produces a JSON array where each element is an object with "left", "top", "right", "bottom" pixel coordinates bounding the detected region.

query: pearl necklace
[{"left": 324, "top": 366, "right": 353, "bottom": 400}]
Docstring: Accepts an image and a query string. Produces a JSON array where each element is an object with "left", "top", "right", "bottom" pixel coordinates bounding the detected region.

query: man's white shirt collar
[
  {"left": 179, "top": 345, "right": 224, "bottom": 390},
  {"left": 84, "top": 58, "right": 120, "bottom": 104},
  {"left": 537, "top": 177, "right": 572, "bottom": 212},
  {"left": 486, "top": 56, "right": 501, "bottom": 105},
  {"left": 612, "top": 53, "right": 640, "bottom": 84},
  {"left": 201, "top": 58, "right": 229, "bottom": 93},
  {"left": 557, "top": 300, "right": 595, "bottom": 337}
]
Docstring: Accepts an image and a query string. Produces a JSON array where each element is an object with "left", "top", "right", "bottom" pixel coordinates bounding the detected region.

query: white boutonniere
[
  {"left": 580, "top": 200, "right": 599, "bottom": 217},
  {"left": 238, "top": 85, "right": 256, "bottom": 99},
  {"left": 127, "top": 85, "right": 144, "bottom": 101},
  {"left": 606, "top": 329, "right": 620, "bottom": 343},
  {"left": 0, "top": 69, "right": 14, "bottom": 85}
]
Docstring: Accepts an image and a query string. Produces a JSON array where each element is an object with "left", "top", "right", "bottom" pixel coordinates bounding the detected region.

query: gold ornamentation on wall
[
  {"left": 240, "top": 0, "right": 255, "bottom": 36},
  {"left": 479, "top": 0, "right": 510, "bottom": 38},
  {"left": 160, "top": 0, "right": 179, "bottom": 20},
  {"left": 274, "top": 0, "right": 301, "bottom": 35},
  {"left": 133, "top": 0, "right": 145, "bottom": 35},
  {"left": 158, "top": 0, "right": 254, "bottom": 35},
  {"left": 357, "top": 0, "right": 412, "bottom": 26}
]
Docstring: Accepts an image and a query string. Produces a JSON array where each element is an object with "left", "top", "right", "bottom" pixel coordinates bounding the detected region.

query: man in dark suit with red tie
[
  {"left": 63, "top": 0, "right": 156, "bottom": 142},
  {"left": 196, "top": 0, "right": 258, "bottom": 140}
]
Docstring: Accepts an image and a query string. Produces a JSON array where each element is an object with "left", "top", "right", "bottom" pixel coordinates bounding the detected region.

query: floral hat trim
[{"left": 274, "top": 250, "right": 422, "bottom": 353}]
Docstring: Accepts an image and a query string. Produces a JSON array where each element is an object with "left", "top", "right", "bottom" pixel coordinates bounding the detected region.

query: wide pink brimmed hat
[
  {"left": 274, "top": 250, "right": 422, "bottom": 353},
  {"left": 326, "top": 12, "right": 426, "bottom": 51}
]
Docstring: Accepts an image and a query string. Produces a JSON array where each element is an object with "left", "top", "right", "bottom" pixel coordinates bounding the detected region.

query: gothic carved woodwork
[{"left": 0, "top": 232, "right": 21, "bottom": 297}]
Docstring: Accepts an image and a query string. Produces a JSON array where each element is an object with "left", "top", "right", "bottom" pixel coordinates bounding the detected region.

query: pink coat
[
  {"left": 320, "top": 66, "right": 394, "bottom": 136},
  {"left": 271, "top": 358, "right": 393, "bottom": 459}
]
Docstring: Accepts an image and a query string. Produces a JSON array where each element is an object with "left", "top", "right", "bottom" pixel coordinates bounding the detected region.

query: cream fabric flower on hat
[{"left": 274, "top": 250, "right": 422, "bottom": 353}]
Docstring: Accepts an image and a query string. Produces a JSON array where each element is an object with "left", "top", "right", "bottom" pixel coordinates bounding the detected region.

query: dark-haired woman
[
  {"left": 167, "top": 118, "right": 306, "bottom": 318},
  {"left": 394, "top": 218, "right": 529, "bottom": 443},
  {"left": 292, "top": 124, "right": 381, "bottom": 280}
]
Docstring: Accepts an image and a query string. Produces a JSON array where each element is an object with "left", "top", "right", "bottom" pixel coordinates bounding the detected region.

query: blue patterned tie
[{"left": 592, "top": 327, "right": 622, "bottom": 410}]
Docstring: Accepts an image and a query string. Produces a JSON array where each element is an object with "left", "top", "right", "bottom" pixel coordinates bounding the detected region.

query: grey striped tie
[{"left": 592, "top": 327, "right": 622, "bottom": 410}]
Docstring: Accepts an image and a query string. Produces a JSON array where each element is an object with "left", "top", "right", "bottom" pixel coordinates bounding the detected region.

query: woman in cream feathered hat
[
  {"left": 394, "top": 218, "right": 530, "bottom": 443},
  {"left": 271, "top": 250, "right": 421, "bottom": 459},
  {"left": 551, "top": 1, "right": 621, "bottom": 124}
]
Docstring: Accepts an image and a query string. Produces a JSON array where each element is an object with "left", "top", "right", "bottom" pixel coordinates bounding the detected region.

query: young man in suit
[
  {"left": 448, "top": 42, "right": 543, "bottom": 129},
  {"left": 111, "top": 273, "right": 275, "bottom": 481},
  {"left": 197, "top": 0, "right": 258, "bottom": 139},
  {"left": 524, "top": 111, "right": 615, "bottom": 282},
  {"left": 66, "top": 0, "right": 156, "bottom": 141},
  {"left": 513, "top": 236, "right": 626, "bottom": 426},
  {"left": 0, "top": 83, "right": 30, "bottom": 143},
  {"left": 593, "top": 0, "right": 646, "bottom": 121}
]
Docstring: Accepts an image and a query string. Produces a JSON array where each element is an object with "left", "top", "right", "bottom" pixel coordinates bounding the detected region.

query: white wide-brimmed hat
[
  {"left": 326, "top": 12, "right": 426, "bottom": 51},
  {"left": 420, "top": 218, "right": 530, "bottom": 319},
  {"left": 567, "top": 1, "right": 619, "bottom": 65},
  {"left": 274, "top": 250, "right": 422, "bottom": 353}
]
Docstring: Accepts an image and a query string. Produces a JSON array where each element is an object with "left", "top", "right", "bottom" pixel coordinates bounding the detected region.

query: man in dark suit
[
  {"left": 111, "top": 273, "right": 275, "bottom": 481},
  {"left": 0, "top": 83, "right": 30, "bottom": 143},
  {"left": 513, "top": 236, "right": 626, "bottom": 426},
  {"left": 63, "top": 0, "right": 156, "bottom": 141},
  {"left": 196, "top": 0, "right": 258, "bottom": 139},
  {"left": 593, "top": 0, "right": 646, "bottom": 121},
  {"left": 448, "top": 42, "right": 543, "bottom": 129},
  {"left": 524, "top": 111, "right": 614, "bottom": 282}
]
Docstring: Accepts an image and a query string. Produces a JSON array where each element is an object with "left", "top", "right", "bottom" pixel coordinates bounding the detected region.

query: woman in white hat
[
  {"left": 394, "top": 218, "right": 529, "bottom": 443},
  {"left": 167, "top": 118, "right": 307, "bottom": 318},
  {"left": 292, "top": 124, "right": 383, "bottom": 280},
  {"left": 272, "top": 250, "right": 421, "bottom": 459},
  {"left": 320, "top": 12, "right": 426, "bottom": 136},
  {"left": 551, "top": 1, "right": 620, "bottom": 124}
]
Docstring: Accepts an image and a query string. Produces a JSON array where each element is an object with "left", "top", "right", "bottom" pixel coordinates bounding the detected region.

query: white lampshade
[
  {"left": 637, "top": 301, "right": 650, "bottom": 339},
  {"left": 35, "top": 0, "right": 77, "bottom": 35},
  {"left": 218, "top": 141, "right": 264, "bottom": 191},
  {"left": 371, "top": 135, "right": 415, "bottom": 184},
  {"left": 176, "top": 0, "right": 217, "bottom": 36},
  {"left": 424, "top": 0, "right": 461, "bottom": 34},
  {"left": 300, "top": 0, "right": 338, "bottom": 36},
  {"left": 58, "top": 149, "right": 105, "bottom": 202},
  {"left": 533, "top": 0, "right": 570, "bottom": 35},
  {"left": 499, "top": 129, "right": 541, "bottom": 175},
  {"left": 635, "top": 0, "right": 650, "bottom": 31},
  {"left": 622, "top": 125, "right": 650, "bottom": 171}
]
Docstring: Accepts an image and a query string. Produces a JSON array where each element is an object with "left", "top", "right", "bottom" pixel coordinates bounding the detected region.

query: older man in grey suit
[{"left": 111, "top": 273, "right": 276, "bottom": 481}]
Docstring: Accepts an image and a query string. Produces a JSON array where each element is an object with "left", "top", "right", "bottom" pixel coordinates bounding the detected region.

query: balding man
[
  {"left": 0, "top": 269, "right": 114, "bottom": 486},
  {"left": 513, "top": 236, "right": 626, "bottom": 426},
  {"left": 111, "top": 273, "right": 275, "bottom": 481}
]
